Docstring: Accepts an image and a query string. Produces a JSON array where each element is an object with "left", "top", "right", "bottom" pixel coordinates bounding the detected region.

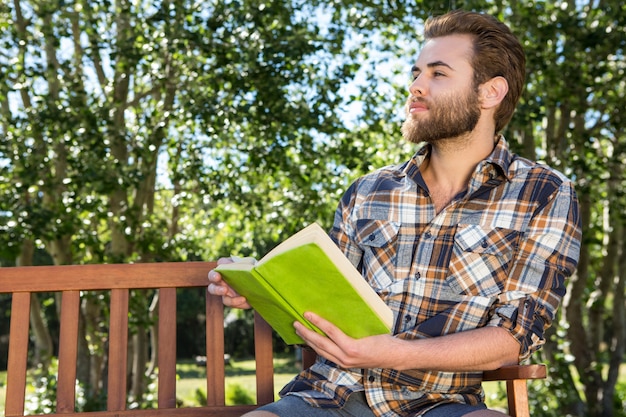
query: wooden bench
[{"left": 1, "top": 262, "right": 545, "bottom": 417}]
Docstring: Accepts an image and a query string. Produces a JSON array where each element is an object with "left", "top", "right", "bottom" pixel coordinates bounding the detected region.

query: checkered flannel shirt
[{"left": 280, "top": 136, "right": 582, "bottom": 416}]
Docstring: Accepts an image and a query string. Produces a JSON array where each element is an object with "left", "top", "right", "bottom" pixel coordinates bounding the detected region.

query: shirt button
[
  {"left": 404, "top": 315, "right": 412, "bottom": 323},
  {"left": 414, "top": 271, "right": 421, "bottom": 279},
  {"left": 424, "top": 231, "right": 432, "bottom": 239},
  {"left": 481, "top": 240, "right": 489, "bottom": 248},
  {"left": 369, "top": 233, "right": 376, "bottom": 241},
  {"left": 368, "top": 375, "right": 375, "bottom": 382}
]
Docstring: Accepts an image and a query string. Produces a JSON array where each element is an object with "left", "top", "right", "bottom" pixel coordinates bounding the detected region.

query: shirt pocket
[
  {"left": 447, "top": 224, "right": 520, "bottom": 296},
  {"left": 354, "top": 219, "right": 401, "bottom": 290}
]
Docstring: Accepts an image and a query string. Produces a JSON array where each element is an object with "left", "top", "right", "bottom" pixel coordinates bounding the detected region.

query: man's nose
[{"left": 409, "top": 76, "right": 426, "bottom": 97}]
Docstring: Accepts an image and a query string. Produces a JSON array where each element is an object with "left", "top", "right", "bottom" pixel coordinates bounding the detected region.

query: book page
[{"left": 260, "top": 223, "right": 326, "bottom": 262}]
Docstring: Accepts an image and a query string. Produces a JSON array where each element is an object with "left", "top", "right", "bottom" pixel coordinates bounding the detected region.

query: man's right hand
[{"left": 207, "top": 257, "right": 252, "bottom": 309}]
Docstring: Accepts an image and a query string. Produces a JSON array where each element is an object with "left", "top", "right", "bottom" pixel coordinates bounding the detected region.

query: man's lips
[{"left": 408, "top": 100, "right": 428, "bottom": 113}]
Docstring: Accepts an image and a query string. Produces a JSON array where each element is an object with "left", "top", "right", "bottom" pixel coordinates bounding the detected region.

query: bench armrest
[{"left": 482, "top": 364, "right": 547, "bottom": 381}]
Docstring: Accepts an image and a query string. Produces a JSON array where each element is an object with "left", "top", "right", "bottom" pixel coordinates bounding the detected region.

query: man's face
[{"left": 401, "top": 35, "right": 481, "bottom": 145}]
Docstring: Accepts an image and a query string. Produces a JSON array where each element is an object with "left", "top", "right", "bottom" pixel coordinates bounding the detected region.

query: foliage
[
  {"left": 501, "top": 2, "right": 626, "bottom": 415},
  {"left": 25, "top": 361, "right": 58, "bottom": 415},
  {"left": 1, "top": 0, "right": 625, "bottom": 415},
  {"left": 191, "top": 383, "right": 256, "bottom": 406},
  {"left": 223, "top": 308, "right": 255, "bottom": 359},
  {"left": 128, "top": 373, "right": 158, "bottom": 410},
  {"left": 176, "top": 287, "right": 209, "bottom": 359},
  {"left": 193, "top": 387, "right": 207, "bottom": 407},
  {"left": 226, "top": 383, "right": 255, "bottom": 405},
  {"left": 20, "top": 358, "right": 158, "bottom": 413},
  {"left": 615, "top": 380, "right": 626, "bottom": 417}
]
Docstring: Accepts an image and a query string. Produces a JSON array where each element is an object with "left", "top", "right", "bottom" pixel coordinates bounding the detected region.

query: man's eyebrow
[{"left": 411, "top": 61, "right": 455, "bottom": 73}]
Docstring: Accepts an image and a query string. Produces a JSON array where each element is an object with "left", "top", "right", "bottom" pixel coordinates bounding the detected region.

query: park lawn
[
  {"left": 178, "top": 359, "right": 510, "bottom": 410},
  {"left": 2, "top": 360, "right": 625, "bottom": 414},
  {"left": 176, "top": 355, "right": 300, "bottom": 406},
  {"left": 177, "top": 357, "right": 508, "bottom": 409},
  {"left": 0, "top": 356, "right": 302, "bottom": 414},
  {"left": 0, "top": 364, "right": 542, "bottom": 414}
]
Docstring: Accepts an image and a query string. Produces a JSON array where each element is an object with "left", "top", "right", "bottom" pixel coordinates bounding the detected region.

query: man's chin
[{"left": 401, "top": 123, "right": 434, "bottom": 144}]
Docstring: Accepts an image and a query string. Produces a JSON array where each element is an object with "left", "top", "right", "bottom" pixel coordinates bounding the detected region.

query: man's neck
[{"left": 421, "top": 130, "right": 497, "bottom": 212}]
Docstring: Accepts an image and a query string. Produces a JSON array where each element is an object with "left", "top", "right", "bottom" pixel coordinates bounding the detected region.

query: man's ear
[{"left": 479, "top": 76, "right": 509, "bottom": 109}]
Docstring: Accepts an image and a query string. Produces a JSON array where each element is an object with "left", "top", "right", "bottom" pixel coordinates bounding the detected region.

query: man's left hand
[{"left": 294, "top": 311, "right": 404, "bottom": 370}]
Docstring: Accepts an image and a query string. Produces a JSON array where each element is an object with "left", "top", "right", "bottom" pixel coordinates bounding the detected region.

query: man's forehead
[{"left": 414, "top": 34, "right": 474, "bottom": 68}]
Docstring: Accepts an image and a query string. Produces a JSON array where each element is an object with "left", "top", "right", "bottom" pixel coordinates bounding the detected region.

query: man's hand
[
  {"left": 294, "top": 312, "right": 521, "bottom": 372},
  {"left": 294, "top": 311, "right": 404, "bottom": 370},
  {"left": 207, "top": 258, "right": 252, "bottom": 309}
]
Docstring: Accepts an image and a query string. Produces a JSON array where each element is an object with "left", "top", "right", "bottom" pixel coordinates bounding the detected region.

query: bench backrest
[{"left": 1, "top": 262, "right": 275, "bottom": 417}]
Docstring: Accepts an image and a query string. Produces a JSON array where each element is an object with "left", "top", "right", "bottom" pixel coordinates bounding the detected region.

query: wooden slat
[
  {"left": 5, "top": 292, "right": 31, "bottom": 417},
  {"left": 483, "top": 364, "right": 545, "bottom": 417},
  {"left": 507, "top": 379, "right": 530, "bottom": 417},
  {"left": 14, "top": 405, "right": 260, "bottom": 417},
  {"left": 57, "top": 291, "right": 81, "bottom": 413},
  {"left": 253, "top": 313, "right": 274, "bottom": 405},
  {"left": 157, "top": 288, "right": 177, "bottom": 408},
  {"left": 107, "top": 288, "right": 129, "bottom": 411},
  {"left": 302, "top": 348, "right": 317, "bottom": 369},
  {"left": 1, "top": 262, "right": 217, "bottom": 293},
  {"left": 205, "top": 293, "right": 225, "bottom": 406}
]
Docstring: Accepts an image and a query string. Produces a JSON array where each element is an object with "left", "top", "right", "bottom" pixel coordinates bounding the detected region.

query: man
[{"left": 208, "top": 9, "right": 581, "bottom": 417}]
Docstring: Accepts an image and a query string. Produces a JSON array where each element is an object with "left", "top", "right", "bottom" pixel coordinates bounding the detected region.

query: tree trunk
[
  {"left": 75, "top": 307, "right": 92, "bottom": 391},
  {"left": 130, "top": 326, "right": 149, "bottom": 402},
  {"left": 29, "top": 295, "right": 54, "bottom": 369},
  {"left": 585, "top": 197, "right": 620, "bottom": 415},
  {"left": 146, "top": 292, "right": 160, "bottom": 376},
  {"left": 16, "top": 239, "right": 54, "bottom": 369},
  {"left": 563, "top": 182, "right": 592, "bottom": 415},
  {"left": 82, "top": 294, "right": 106, "bottom": 397},
  {"left": 601, "top": 214, "right": 626, "bottom": 416},
  {"left": 47, "top": 236, "right": 73, "bottom": 266}
]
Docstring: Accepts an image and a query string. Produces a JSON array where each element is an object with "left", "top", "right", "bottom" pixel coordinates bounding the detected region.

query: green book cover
[{"left": 215, "top": 223, "right": 394, "bottom": 345}]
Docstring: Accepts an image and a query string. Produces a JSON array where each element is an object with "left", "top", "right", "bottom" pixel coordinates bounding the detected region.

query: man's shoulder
[
  {"left": 338, "top": 159, "right": 415, "bottom": 207},
  {"left": 352, "top": 160, "right": 412, "bottom": 190},
  {"left": 493, "top": 137, "right": 574, "bottom": 188},
  {"left": 508, "top": 154, "right": 574, "bottom": 187}
]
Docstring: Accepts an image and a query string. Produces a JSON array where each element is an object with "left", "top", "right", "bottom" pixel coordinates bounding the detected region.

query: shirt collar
[
  {"left": 485, "top": 134, "right": 513, "bottom": 181},
  {"left": 400, "top": 134, "right": 514, "bottom": 183}
]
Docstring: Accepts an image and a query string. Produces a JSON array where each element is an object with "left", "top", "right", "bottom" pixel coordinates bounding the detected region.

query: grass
[
  {"left": 176, "top": 355, "right": 300, "bottom": 406},
  {"left": 1, "top": 359, "right": 625, "bottom": 415},
  {"left": 170, "top": 360, "right": 523, "bottom": 411},
  {"left": 0, "top": 356, "right": 301, "bottom": 415},
  {"left": 0, "top": 364, "right": 560, "bottom": 415}
]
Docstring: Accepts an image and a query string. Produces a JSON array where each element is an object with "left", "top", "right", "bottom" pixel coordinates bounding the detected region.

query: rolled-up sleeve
[{"left": 488, "top": 180, "right": 582, "bottom": 361}]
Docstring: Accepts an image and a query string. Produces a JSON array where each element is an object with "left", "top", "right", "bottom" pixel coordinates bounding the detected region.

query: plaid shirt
[{"left": 280, "top": 137, "right": 582, "bottom": 416}]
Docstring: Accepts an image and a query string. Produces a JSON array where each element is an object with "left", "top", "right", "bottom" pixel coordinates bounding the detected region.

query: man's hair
[{"left": 424, "top": 10, "right": 526, "bottom": 133}]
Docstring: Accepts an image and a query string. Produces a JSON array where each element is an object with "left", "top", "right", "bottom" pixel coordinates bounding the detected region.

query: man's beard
[{"left": 401, "top": 86, "right": 481, "bottom": 145}]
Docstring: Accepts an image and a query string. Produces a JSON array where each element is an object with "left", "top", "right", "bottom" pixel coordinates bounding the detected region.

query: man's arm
[
  {"left": 295, "top": 311, "right": 519, "bottom": 372},
  {"left": 487, "top": 178, "right": 582, "bottom": 361}
]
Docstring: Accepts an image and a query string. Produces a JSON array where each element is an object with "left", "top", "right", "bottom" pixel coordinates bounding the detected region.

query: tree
[
  {"left": 1, "top": 0, "right": 624, "bottom": 414},
  {"left": 503, "top": 2, "right": 626, "bottom": 415},
  {"left": 0, "top": 0, "right": 408, "bottom": 407}
]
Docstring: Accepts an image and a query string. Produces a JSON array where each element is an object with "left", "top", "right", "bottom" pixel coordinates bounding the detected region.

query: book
[{"left": 215, "top": 223, "right": 394, "bottom": 345}]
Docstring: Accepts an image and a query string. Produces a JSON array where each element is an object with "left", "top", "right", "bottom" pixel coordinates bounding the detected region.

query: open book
[{"left": 215, "top": 223, "right": 394, "bottom": 345}]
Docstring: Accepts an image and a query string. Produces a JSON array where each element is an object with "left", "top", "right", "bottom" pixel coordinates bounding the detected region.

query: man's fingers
[
  {"left": 207, "top": 283, "right": 226, "bottom": 296},
  {"left": 224, "top": 295, "right": 250, "bottom": 309}
]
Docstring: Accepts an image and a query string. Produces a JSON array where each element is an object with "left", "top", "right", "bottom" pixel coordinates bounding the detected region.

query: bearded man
[{"left": 209, "top": 9, "right": 582, "bottom": 417}]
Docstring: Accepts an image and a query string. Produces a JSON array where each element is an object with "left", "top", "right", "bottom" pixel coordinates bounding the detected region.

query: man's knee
[
  {"left": 464, "top": 410, "right": 509, "bottom": 417},
  {"left": 241, "top": 410, "right": 280, "bottom": 417}
]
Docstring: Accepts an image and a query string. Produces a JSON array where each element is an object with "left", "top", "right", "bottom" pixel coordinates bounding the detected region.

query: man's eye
[{"left": 434, "top": 71, "right": 445, "bottom": 77}]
